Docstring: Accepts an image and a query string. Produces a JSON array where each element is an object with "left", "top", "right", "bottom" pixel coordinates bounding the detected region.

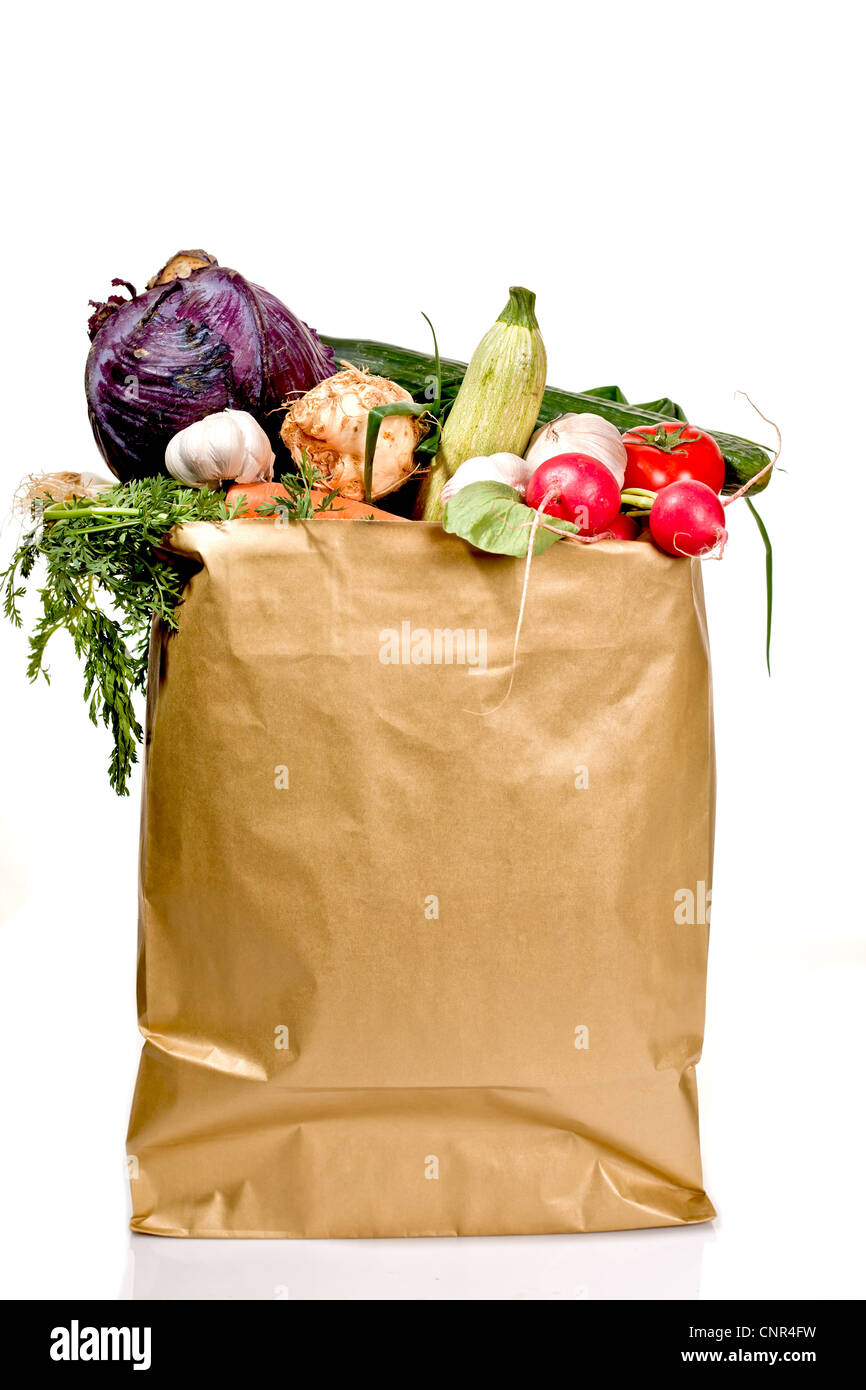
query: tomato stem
[
  {"left": 620, "top": 490, "right": 656, "bottom": 511},
  {"left": 625, "top": 422, "right": 695, "bottom": 454}
]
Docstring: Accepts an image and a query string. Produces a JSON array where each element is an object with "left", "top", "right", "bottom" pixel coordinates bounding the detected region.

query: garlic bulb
[
  {"left": 281, "top": 365, "right": 423, "bottom": 501},
  {"left": 441, "top": 452, "right": 534, "bottom": 505},
  {"left": 525, "top": 413, "right": 626, "bottom": 487},
  {"left": 165, "top": 410, "right": 275, "bottom": 486}
]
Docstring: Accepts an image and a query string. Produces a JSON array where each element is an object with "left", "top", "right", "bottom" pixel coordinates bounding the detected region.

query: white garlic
[
  {"left": 524, "top": 413, "right": 626, "bottom": 487},
  {"left": 441, "top": 452, "right": 535, "bottom": 504},
  {"left": 165, "top": 410, "right": 275, "bottom": 486}
]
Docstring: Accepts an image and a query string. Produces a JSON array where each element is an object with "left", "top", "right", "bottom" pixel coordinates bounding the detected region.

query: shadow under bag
[{"left": 127, "top": 520, "right": 715, "bottom": 1237}]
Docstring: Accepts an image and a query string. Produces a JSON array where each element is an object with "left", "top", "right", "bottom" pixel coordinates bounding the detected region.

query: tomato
[{"left": 623, "top": 422, "right": 725, "bottom": 494}]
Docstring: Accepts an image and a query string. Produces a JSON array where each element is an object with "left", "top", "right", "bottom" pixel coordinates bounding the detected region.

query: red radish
[
  {"left": 649, "top": 480, "right": 727, "bottom": 557},
  {"left": 606, "top": 513, "right": 640, "bottom": 540},
  {"left": 525, "top": 453, "right": 620, "bottom": 535}
]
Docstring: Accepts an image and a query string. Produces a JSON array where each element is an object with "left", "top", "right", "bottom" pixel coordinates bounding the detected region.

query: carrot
[
  {"left": 224, "top": 481, "right": 399, "bottom": 521},
  {"left": 309, "top": 488, "right": 399, "bottom": 520}
]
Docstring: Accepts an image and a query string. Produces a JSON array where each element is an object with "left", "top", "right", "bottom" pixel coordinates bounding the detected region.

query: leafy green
[
  {"left": 636, "top": 396, "right": 688, "bottom": 422},
  {"left": 1, "top": 477, "right": 230, "bottom": 795},
  {"left": 442, "top": 481, "right": 576, "bottom": 557},
  {"left": 745, "top": 496, "right": 773, "bottom": 676},
  {"left": 363, "top": 313, "right": 443, "bottom": 501},
  {"left": 1, "top": 466, "right": 333, "bottom": 796},
  {"left": 584, "top": 385, "right": 687, "bottom": 421},
  {"left": 363, "top": 400, "right": 434, "bottom": 506},
  {"left": 247, "top": 464, "right": 341, "bottom": 519}
]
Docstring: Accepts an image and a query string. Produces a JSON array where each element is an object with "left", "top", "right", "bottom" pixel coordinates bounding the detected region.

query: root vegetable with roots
[
  {"left": 606, "top": 513, "right": 640, "bottom": 541},
  {"left": 524, "top": 453, "right": 621, "bottom": 534},
  {"left": 648, "top": 480, "right": 729, "bottom": 558}
]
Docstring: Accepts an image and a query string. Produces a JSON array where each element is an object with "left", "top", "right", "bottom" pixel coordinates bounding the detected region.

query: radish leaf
[{"left": 443, "top": 481, "right": 576, "bottom": 557}]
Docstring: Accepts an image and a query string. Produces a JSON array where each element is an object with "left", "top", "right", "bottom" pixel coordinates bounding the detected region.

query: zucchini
[
  {"left": 322, "top": 336, "right": 773, "bottom": 496},
  {"left": 416, "top": 288, "right": 546, "bottom": 520}
]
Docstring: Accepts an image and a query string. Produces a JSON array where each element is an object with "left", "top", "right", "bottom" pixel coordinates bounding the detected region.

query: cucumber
[{"left": 322, "top": 335, "right": 773, "bottom": 495}]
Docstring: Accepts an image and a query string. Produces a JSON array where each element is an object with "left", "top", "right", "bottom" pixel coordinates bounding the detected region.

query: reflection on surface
[{"left": 125, "top": 1223, "right": 711, "bottom": 1300}]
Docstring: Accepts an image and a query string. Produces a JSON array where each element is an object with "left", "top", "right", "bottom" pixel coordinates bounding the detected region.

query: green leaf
[
  {"left": 745, "top": 496, "right": 773, "bottom": 676},
  {"left": 363, "top": 314, "right": 443, "bottom": 501},
  {"left": 635, "top": 396, "right": 687, "bottom": 421},
  {"left": 583, "top": 387, "right": 686, "bottom": 418},
  {"left": 583, "top": 385, "right": 628, "bottom": 403},
  {"left": 419, "top": 311, "right": 442, "bottom": 413},
  {"left": 364, "top": 400, "right": 430, "bottom": 505},
  {"left": 442, "top": 481, "right": 575, "bottom": 557}
]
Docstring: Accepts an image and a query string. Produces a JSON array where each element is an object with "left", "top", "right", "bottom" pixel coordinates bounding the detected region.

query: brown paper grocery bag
[{"left": 127, "top": 519, "right": 716, "bottom": 1237}]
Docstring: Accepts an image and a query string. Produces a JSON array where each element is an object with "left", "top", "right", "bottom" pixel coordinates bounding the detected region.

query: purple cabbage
[{"left": 85, "top": 255, "right": 335, "bottom": 481}]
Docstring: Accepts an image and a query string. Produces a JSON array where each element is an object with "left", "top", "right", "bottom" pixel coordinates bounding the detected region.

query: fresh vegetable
[
  {"left": 623, "top": 422, "right": 725, "bottom": 494},
  {"left": 525, "top": 454, "right": 621, "bottom": 535},
  {"left": 626, "top": 404, "right": 779, "bottom": 562},
  {"left": 442, "top": 481, "right": 577, "bottom": 558},
  {"left": 648, "top": 481, "right": 728, "bottom": 558},
  {"left": 440, "top": 453, "right": 533, "bottom": 505},
  {"left": 226, "top": 481, "right": 397, "bottom": 520},
  {"left": 86, "top": 252, "right": 335, "bottom": 482},
  {"left": 607, "top": 514, "right": 640, "bottom": 540},
  {"left": 166, "top": 410, "right": 275, "bottom": 486},
  {"left": 325, "top": 336, "right": 773, "bottom": 495},
  {"left": 281, "top": 365, "right": 425, "bottom": 501},
  {"left": 526, "top": 413, "right": 626, "bottom": 487},
  {"left": 418, "top": 288, "right": 547, "bottom": 521},
  {"left": 1, "top": 467, "right": 338, "bottom": 793}
]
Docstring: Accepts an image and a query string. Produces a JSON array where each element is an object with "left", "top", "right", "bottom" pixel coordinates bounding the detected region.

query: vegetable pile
[{"left": 3, "top": 248, "right": 780, "bottom": 793}]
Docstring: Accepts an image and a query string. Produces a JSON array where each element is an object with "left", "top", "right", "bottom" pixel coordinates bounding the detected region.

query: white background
[{"left": 1, "top": 0, "right": 863, "bottom": 1300}]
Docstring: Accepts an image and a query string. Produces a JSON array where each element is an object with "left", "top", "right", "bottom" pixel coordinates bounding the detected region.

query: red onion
[{"left": 85, "top": 251, "right": 335, "bottom": 481}]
